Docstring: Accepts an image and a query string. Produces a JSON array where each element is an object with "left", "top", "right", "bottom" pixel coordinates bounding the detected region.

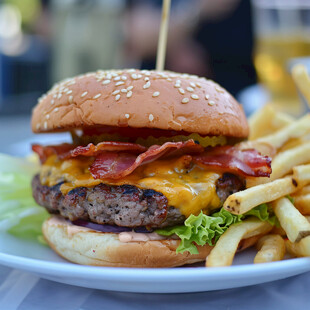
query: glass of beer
[{"left": 252, "top": 0, "right": 310, "bottom": 115}]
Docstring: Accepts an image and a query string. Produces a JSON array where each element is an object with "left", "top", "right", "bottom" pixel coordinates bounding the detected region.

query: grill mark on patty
[
  {"left": 32, "top": 174, "right": 184, "bottom": 228},
  {"left": 32, "top": 172, "right": 245, "bottom": 228}
]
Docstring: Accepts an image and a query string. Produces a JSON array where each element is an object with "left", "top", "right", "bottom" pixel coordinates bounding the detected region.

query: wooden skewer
[{"left": 156, "top": 0, "right": 171, "bottom": 71}]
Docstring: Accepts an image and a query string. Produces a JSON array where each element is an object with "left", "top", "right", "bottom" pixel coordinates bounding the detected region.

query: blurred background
[{"left": 1, "top": 0, "right": 310, "bottom": 149}]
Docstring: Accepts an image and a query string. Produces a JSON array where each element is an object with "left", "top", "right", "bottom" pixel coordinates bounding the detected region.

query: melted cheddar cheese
[{"left": 40, "top": 155, "right": 221, "bottom": 217}]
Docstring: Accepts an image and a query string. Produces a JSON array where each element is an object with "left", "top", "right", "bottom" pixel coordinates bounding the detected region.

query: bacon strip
[
  {"left": 32, "top": 142, "right": 147, "bottom": 163},
  {"left": 192, "top": 146, "right": 272, "bottom": 177},
  {"left": 90, "top": 140, "right": 203, "bottom": 179},
  {"left": 32, "top": 143, "right": 75, "bottom": 163},
  {"left": 60, "top": 141, "right": 147, "bottom": 159}
]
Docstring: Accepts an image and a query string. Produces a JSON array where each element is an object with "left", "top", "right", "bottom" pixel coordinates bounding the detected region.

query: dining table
[{"left": 1, "top": 114, "right": 310, "bottom": 310}]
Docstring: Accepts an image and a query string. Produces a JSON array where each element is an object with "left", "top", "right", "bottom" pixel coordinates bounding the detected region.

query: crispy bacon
[
  {"left": 59, "top": 142, "right": 147, "bottom": 159},
  {"left": 32, "top": 142, "right": 147, "bottom": 163},
  {"left": 32, "top": 143, "right": 75, "bottom": 163},
  {"left": 33, "top": 140, "right": 272, "bottom": 180},
  {"left": 90, "top": 140, "right": 203, "bottom": 179},
  {"left": 192, "top": 146, "right": 272, "bottom": 177}
]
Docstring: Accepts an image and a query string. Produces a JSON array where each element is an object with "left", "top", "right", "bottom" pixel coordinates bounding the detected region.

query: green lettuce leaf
[
  {"left": 156, "top": 204, "right": 277, "bottom": 254},
  {"left": 0, "top": 154, "right": 49, "bottom": 242}
]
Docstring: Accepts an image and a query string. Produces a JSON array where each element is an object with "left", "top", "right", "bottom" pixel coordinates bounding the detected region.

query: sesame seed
[
  {"left": 208, "top": 100, "right": 215, "bottom": 106},
  {"left": 51, "top": 99, "right": 55, "bottom": 105},
  {"left": 46, "top": 114, "right": 50, "bottom": 119},
  {"left": 81, "top": 91, "right": 88, "bottom": 98},
  {"left": 152, "top": 91, "right": 160, "bottom": 97},
  {"left": 93, "top": 93, "right": 102, "bottom": 99},
  {"left": 102, "top": 80, "right": 111, "bottom": 85},
  {"left": 57, "top": 93, "right": 62, "bottom": 99},
  {"left": 145, "top": 71, "right": 151, "bottom": 76},
  {"left": 190, "top": 82, "right": 196, "bottom": 88},
  {"left": 176, "top": 80, "right": 181, "bottom": 84},
  {"left": 66, "top": 90, "right": 73, "bottom": 95},
  {"left": 53, "top": 94, "right": 57, "bottom": 99},
  {"left": 54, "top": 108, "right": 59, "bottom": 112},
  {"left": 121, "top": 88, "right": 128, "bottom": 93},
  {"left": 125, "top": 113, "right": 130, "bottom": 119},
  {"left": 127, "top": 91, "right": 133, "bottom": 98},
  {"left": 178, "top": 88, "right": 185, "bottom": 95},
  {"left": 112, "top": 90, "right": 120, "bottom": 95},
  {"left": 127, "top": 69, "right": 135, "bottom": 73},
  {"left": 167, "top": 78, "right": 172, "bottom": 81},
  {"left": 182, "top": 98, "right": 189, "bottom": 104},
  {"left": 115, "top": 81, "right": 125, "bottom": 86},
  {"left": 106, "top": 73, "right": 112, "bottom": 79},
  {"left": 174, "top": 84, "right": 181, "bottom": 88},
  {"left": 69, "top": 95, "right": 73, "bottom": 103},
  {"left": 187, "top": 87, "right": 194, "bottom": 92},
  {"left": 131, "top": 74, "right": 140, "bottom": 80},
  {"left": 191, "top": 94, "right": 199, "bottom": 100},
  {"left": 137, "top": 74, "right": 142, "bottom": 78},
  {"left": 127, "top": 86, "right": 133, "bottom": 91},
  {"left": 144, "top": 77, "right": 150, "bottom": 81},
  {"left": 44, "top": 121, "right": 48, "bottom": 129},
  {"left": 196, "top": 82, "right": 202, "bottom": 88},
  {"left": 215, "top": 86, "right": 224, "bottom": 93},
  {"left": 149, "top": 114, "right": 154, "bottom": 121},
  {"left": 114, "top": 76, "right": 121, "bottom": 81},
  {"left": 143, "top": 81, "right": 151, "bottom": 89},
  {"left": 121, "top": 76, "right": 127, "bottom": 80},
  {"left": 205, "top": 94, "right": 210, "bottom": 100},
  {"left": 115, "top": 94, "right": 121, "bottom": 101}
]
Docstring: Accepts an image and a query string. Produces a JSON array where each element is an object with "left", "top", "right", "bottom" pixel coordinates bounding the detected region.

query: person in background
[{"left": 124, "top": 0, "right": 256, "bottom": 96}]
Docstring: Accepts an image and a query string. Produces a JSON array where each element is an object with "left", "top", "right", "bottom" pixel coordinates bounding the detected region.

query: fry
[
  {"left": 292, "top": 64, "right": 310, "bottom": 108},
  {"left": 249, "top": 142, "right": 310, "bottom": 186},
  {"left": 292, "top": 184, "right": 310, "bottom": 196},
  {"left": 254, "top": 234, "right": 285, "bottom": 264},
  {"left": 293, "top": 194, "right": 310, "bottom": 215},
  {"left": 224, "top": 177, "right": 300, "bottom": 215},
  {"left": 272, "top": 197, "right": 310, "bottom": 243},
  {"left": 255, "top": 114, "right": 310, "bottom": 150},
  {"left": 248, "top": 104, "right": 294, "bottom": 140},
  {"left": 206, "top": 219, "right": 272, "bottom": 267},
  {"left": 293, "top": 164, "right": 310, "bottom": 183},
  {"left": 285, "top": 236, "right": 310, "bottom": 257}
]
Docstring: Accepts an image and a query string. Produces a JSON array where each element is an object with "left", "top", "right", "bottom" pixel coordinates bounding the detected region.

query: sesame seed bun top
[{"left": 31, "top": 69, "right": 249, "bottom": 138}]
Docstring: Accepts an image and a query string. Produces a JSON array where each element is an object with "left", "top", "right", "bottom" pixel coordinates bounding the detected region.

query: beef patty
[{"left": 32, "top": 173, "right": 244, "bottom": 228}]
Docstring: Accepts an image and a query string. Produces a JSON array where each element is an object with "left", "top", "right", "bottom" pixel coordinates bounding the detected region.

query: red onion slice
[{"left": 71, "top": 220, "right": 153, "bottom": 233}]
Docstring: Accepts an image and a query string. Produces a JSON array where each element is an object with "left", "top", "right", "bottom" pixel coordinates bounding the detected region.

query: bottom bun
[{"left": 43, "top": 216, "right": 213, "bottom": 267}]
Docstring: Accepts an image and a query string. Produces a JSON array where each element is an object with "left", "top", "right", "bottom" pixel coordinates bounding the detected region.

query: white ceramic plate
[{"left": 0, "top": 231, "right": 310, "bottom": 293}]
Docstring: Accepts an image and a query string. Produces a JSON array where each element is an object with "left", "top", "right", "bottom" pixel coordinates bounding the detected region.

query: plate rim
[{"left": 1, "top": 251, "right": 310, "bottom": 282}]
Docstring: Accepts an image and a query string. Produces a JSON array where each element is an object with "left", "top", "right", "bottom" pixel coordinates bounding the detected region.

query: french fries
[
  {"left": 248, "top": 104, "right": 294, "bottom": 140},
  {"left": 249, "top": 142, "right": 310, "bottom": 186},
  {"left": 254, "top": 234, "right": 285, "bottom": 264},
  {"left": 292, "top": 64, "right": 310, "bottom": 108},
  {"left": 255, "top": 114, "right": 310, "bottom": 150},
  {"left": 293, "top": 194, "right": 310, "bottom": 215},
  {"left": 272, "top": 198, "right": 310, "bottom": 243},
  {"left": 224, "top": 177, "right": 300, "bottom": 215},
  {"left": 205, "top": 64, "right": 310, "bottom": 267},
  {"left": 206, "top": 219, "right": 272, "bottom": 267},
  {"left": 293, "top": 164, "right": 310, "bottom": 183},
  {"left": 286, "top": 236, "right": 310, "bottom": 257}
]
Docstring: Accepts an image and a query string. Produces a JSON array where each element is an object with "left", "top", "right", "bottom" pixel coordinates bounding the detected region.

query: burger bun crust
[
  {"left": 43, "top": 216, "right": 212, "bottom": 268},
  {"left": 32, "top": 69, "right": 249, "bottom": 138}
]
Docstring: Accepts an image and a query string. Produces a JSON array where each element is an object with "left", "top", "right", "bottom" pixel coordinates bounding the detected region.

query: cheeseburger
[{"left": 31, "top": 69, "right": 271, "bottom": 267}]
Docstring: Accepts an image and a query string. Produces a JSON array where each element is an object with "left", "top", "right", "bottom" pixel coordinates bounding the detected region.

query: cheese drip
[{"left": 40, "top": 155, "right": 221, "bottom": 217}]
